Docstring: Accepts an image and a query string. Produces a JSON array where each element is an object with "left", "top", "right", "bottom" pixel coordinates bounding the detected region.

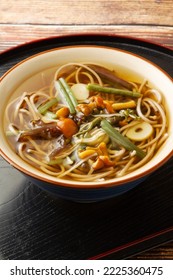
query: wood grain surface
[
  {"left": 0, "top": 0, "right": 173, "bottom": 260},
  {"left": 0, "top": 0, "right": 173, "bottom": 53},
  {"left": 1, "top": 0, "right": 173, "bottom": 25}
]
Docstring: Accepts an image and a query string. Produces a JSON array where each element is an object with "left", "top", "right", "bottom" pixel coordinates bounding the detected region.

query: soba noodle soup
[{"left": 5, "top": 63, "right": 168, "bottom": 182}]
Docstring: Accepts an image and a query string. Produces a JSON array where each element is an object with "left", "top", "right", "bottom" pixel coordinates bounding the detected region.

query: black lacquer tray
[{"left": 0, "top": 34, "right": 173, "bottom": 260}]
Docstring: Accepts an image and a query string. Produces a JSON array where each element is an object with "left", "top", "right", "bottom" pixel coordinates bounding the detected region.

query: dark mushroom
[
  {"left": 18, "top": 123, "right": 62, "bottom": 141},
  {"left": 88, "top": 64, "right": 133, "bottom": 90}
]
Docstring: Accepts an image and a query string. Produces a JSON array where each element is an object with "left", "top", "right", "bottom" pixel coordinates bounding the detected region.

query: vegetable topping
[
  {"left": 126, "top": 122, "right": 154, "bottom": 141},
  {"left": 5, "top": 62, "right": 167, "bottom": 181}
]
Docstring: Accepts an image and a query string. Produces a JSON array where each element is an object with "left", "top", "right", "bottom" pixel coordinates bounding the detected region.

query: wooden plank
[
  {"left": 132, "top": 242, "right": 173, "bottom": 259},
  {"left": 0, "top": 24, "right": 173, "bottom": 53},
  {"left": 1, "top": 0, "right": 173, "bottom": 25}
]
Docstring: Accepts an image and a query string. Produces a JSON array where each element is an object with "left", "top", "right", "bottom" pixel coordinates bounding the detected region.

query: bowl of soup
[{"left": 0, "top": 45, "right": 173, "bottom": 202}]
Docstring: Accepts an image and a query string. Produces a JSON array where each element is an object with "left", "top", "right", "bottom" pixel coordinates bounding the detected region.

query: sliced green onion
[
  {"left": 101, "top": 119, "right": 146, "bottom": 159},
  {"left": 87, "top": 83, "right": 141, "bottom": 98},
  {"left": 38, "top": 97, "right": 58, "bottom": 114}
]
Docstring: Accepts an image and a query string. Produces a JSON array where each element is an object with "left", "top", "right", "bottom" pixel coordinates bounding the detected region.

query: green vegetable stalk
[
  {"left": 55, "top": 80, "right": 76, "bottom": 114},
  {"left": 59, "top": 78, "right": 78, "bottom": 107},
  {"left": 38, "top": 97, "right": 58, "bottom": 114},
  {"left": 101, "top": 119, "right": 146, "bottom": 159},
  {"left": 55, "top": 78, "right": 78, "bottom": 114},
  {"left": 87, "top": 83, "right": 141, "bottom": 98}
]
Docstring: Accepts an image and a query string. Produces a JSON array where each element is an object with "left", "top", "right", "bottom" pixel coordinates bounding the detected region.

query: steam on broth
[{"left": 5, "top": 63, "right": 168, "bottom": 182}]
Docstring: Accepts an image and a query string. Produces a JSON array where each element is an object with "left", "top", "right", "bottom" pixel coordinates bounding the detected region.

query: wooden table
[{"left": 0, "top": 0, "right": 173, "bottom": 260}]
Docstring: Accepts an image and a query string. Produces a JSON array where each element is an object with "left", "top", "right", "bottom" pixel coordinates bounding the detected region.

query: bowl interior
[{"left": 0, "top": 45, "right": 173, "bottom": 188}]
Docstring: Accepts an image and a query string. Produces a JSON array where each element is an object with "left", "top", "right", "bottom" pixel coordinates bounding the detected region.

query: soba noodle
[{"left": 5, "top": 63, "right": 168, "bottom": 181}]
